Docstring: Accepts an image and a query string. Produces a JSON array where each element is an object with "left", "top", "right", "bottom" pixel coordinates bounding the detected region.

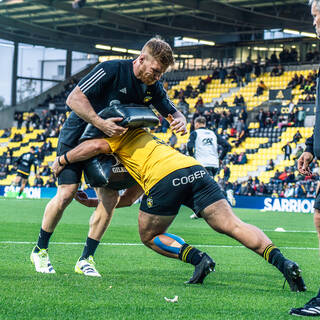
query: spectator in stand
[
  {"left": 219, "top": 67, "right": 227, "bottom": 84},
  {"left": 195, "top": 96, "right": 204, "bottom": 111},
  {"left": 230, "top": 126, "right": 237, "bottom": 137},
  {"left": 294, "top": 182, "right": 306, "bottom": 198},
  {"left": 291, "top": 130, "right": 302, "bottom": 145},
  {"left": 256, "top": 182, "right": 268, "bottom": 196},
  {"left": 254, "top": 63, "right": 261, "bottom": 78},
  {"left": 278, "top": 169, "right": 288, "bottom": 181},
  {"left": 185, "top": 83, "right": 193, "bottom": 98},
  {"left": 284, "top": 183, "right": 295, "bottom": 198},
  {"left": 45, "top": 176, "right": 56, "bottom": 188},
  {"left": 271, "top": 189, "right": 279, "bottom": 198},
  {"left": 177, "top": 96, "right": 189, "bottom": 117},
  {"left": 39, "top": 164, "right": 51, "bottom": 176},
  {"left": 286, "top": 169, "right": 296, "bottom": 183},
  {"left": 244, "top": 61, "right": 253, "bottom": 83},
  {"left": 297, "top": 107, "right": 306, "bottom": 127},
  {"left": 219, "top": 112, "right": 229, "bottom": 131},
  {"left": 307, "top": 186, "right": 316, "bottom": 198},
  {"left": 15, "top": 112, "right": 23, "bottom": 129},
  {"left": 255, "top": 80, "right": 268, "bottom": 97},
  {"left": 237, "top": 152, "right": 247, "bottom": 165},
  {"left": 0, "top": 163, "right": 8, "bottom": 179},
  {"left": 270, "top": 65, "right": 279, "bottom": 77},
  {"left": 233, "top": 93, "right": 245, "bottom": 106},
  {"left": 233, "top": 119, "right": 247, "bottom": 147},
  {"left": 256, "top": 109, "right": 266, "bottom": 128},
  {"left": 271, "top": 169, "right": 281, "bottom": 181},
  {"left": 282, "top": 142, "right": 292, "bottom": 160},
  {"left": 197, "top": 78, "right": 206, "bottom": 93},
  {"left": 266, "top": 159, "right": 275, "bottom": 171},
  {"left": 10, "top": 132, "right": 23, "bottom": 142},
  {"left": 270, "top": 51, "right": 279, "bottom": 64},
  {"left": 223, "top": 165, "right": 230, "bottom": 181},
  {"left": 1, "top": 128, "right": 11, "bottom": 138},
  {"left": 33, "top": 174, "right": 44, "bottom": 187}
]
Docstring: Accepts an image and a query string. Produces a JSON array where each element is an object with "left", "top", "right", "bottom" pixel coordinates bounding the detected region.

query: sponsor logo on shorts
[
  {"left": 172, "top": 170, "right": 206, "bottom": 187},
  {"left": 147, "top": 197, "right": 153, "bottom": 208},
  {"left": 112, "top": 167, "right": 128, "bottom": 173}
]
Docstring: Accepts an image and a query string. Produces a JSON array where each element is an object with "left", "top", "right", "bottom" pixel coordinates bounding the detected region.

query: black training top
[
  {"left": 16, "top": 152, "right": 37, "bottom": 175},
  {"left": 59, "top": 59, "right": 177, "bottom": 147}
]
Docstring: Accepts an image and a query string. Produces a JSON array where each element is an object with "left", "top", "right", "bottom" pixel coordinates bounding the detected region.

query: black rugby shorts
[
  {"left": 140, "top": 165, "right": 225, "bottom": 216},
  {"left": 56, "top": 141, "right": 85, "bottom": 185}
]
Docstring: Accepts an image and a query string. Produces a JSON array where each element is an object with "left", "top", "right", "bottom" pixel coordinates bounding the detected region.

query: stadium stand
[{"left": 0, "top": 60, "right": 318, "bottom": 200}]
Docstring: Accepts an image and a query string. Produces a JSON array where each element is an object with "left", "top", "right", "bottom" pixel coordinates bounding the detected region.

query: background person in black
[
  {"left": 31, "top": 37, "right": 188, "bottom": 275},
  {"left": 13, "top": 146, "right": 38, "bottom": 199}
]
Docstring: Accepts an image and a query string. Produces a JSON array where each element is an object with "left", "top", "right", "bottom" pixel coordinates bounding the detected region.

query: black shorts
[
  {"left": 140, "top": 165, "right": 225, "bottom": 216},
  {"left": 57, "top": 141, "right": 85, "bottom": 185},
  {"left": 17, "top": 171, "right": 29, "bottom": 180}
]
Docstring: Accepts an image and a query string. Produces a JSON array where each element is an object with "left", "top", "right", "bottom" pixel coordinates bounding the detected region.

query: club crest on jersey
[
  {"left": 119, "top": 87, "right": 127, "bottom": 94},
  {"left": 147, "top": 197, "right": 153, "bottom": 208},
  {"left": 143, "top": 96, "right": 152, "bottom": 103}
]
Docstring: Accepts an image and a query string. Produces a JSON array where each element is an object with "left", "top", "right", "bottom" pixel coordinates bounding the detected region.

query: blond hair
[{"left": 142, "top": 37, "right": 175, "bottom": 69}]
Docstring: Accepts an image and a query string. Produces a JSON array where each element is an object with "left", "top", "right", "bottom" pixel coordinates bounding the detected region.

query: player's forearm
[
  {"left": 66, "top": 86, "right": 105, "bottom": 130},
  {"left": 59, "top": 139, "right": 111, "bottom": 165}
]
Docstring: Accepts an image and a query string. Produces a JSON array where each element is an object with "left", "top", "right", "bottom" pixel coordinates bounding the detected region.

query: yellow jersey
[{"left": 105, "top": 128, "right": 200, "bottom": 192}]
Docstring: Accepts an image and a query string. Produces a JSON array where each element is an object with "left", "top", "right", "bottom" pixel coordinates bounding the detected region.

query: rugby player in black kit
[
  {"left": 13, "top": 146, "right": 38, "bottom": 199},
  {"left": 30, "top": 37, "right": 187, "bottom": 276}
]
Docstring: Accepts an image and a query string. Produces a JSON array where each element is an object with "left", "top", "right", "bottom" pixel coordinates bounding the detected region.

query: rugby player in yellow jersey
[{"left": 53, "top": 128, "right": 306, "bottom": 289}]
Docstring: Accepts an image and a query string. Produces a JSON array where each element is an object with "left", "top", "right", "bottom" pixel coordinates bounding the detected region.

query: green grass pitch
[{"left": 0, "top": 198, "right": 319, "bottom": 320}]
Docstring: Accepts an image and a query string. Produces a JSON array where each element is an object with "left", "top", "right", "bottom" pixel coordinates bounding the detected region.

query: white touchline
[{"left": 0, "top": 241, "right": 317, "bottom": 250}]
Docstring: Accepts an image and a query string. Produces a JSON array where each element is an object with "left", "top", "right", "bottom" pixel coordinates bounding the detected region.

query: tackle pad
[{"left": 80, "top": 104, "right": 159, "bottom": 141}]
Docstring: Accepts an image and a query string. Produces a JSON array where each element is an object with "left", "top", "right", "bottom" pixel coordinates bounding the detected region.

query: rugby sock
[
  {"left": 263, "top": 244, "right": 286, "bottom": 274},
  {"left": 80, "top": 237, "right": 100, "bottom": 260},
  {"left": 153, "top": 233, "right": 186, "bottom": 255},
  {"left": 179, "top": 243, "right": 203, "bottom": 266},
  {"left": 35, "top": 228, "right": 53, "bottom": 252},
  {"left": 18, "top": 189, "right": 23, "bottom": 196}
]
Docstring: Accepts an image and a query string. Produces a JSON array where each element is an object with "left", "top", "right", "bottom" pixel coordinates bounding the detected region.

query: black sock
[
  {"left": 263, "top": 244, "right": 286, "bottom": 274},
  {"left": 18, "top": 189, "right": 23, "bottom": 196},
  {"left": 35, "top": 228, "right": 53, "bottom": 252},
  {"left": 80, "top": 237, "right": 100, "bottom": 260},
  {"left": 178, "top": 243, "right": 203, "bottom": 266}
]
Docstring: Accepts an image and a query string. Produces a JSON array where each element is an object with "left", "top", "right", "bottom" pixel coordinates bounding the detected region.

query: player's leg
[
  {"left": 30, "top": 183, "right": 78, "bottom": 274},
  {"left": 17, "top": 178, "right": 27, "bottom": 198},
  {"left": 200, "top": 199, "right": 306, "bottom": 291},
  {"left": 313, "top": 182, "right": 320, "bottom": 255},
  {"left": 75, "top": 187, "right": 119, "bottom": 277},
  {"left": 31, "top": 156, "right": 83, "bottom": 274},
  {"left": 138, "top": 209, "right": 215, "bottom": 284}
]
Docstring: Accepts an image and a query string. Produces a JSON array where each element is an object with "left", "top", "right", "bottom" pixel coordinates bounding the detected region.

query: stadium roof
[{"left": 0, "top": 0, "right": 314, "bottom": 54}]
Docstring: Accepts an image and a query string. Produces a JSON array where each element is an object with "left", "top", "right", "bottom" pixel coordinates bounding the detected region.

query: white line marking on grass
[{"left": 0, "top": 241, "right": 318, "bottom": 250}]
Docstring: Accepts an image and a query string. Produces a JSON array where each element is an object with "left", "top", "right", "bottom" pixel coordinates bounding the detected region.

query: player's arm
[
  {"left": 75, "top": 185, "right": 143, "bottom": 208},
  {"left": 116, "top": 185, "right": 144, "bottom": 208},
  {"left": 52, "top": 138, "right": 110, "bottom": 176},
  {"left": 217, "top": 134, "right": 231, "bottom": 161},
  {"left": 187, "top": 131, "right": 197, "bottom": 156},
  {"left": 75, "top": 190, "right": 99, "bottom": 207},
  {"left": 66, "top": 63, "right": 127, "bottom": 137},
  {"left": 298, "top": 134, "right": 314, "bottom": 175}
]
